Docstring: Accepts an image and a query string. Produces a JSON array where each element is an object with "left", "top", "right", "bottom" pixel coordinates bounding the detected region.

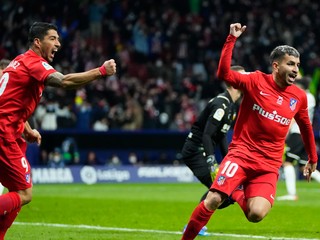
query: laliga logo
[
  {"left": 252, "top": 104, "right": 291, "bottom": 125},
  {"left": 80, "top": 166, "right": 97, "bottom": 185}
]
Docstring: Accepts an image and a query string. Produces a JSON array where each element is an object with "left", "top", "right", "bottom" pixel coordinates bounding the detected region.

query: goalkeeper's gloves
[{"left": 206, "top": 155, "right": 219, "bottom": 181}]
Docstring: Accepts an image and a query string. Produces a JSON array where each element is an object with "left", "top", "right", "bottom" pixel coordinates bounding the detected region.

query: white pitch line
[{"left": 14, "top": 222, "right": 319, "bottom": 240}]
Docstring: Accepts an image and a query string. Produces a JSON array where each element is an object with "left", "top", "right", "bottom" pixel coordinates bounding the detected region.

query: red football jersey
[
  {"left": 0, "top": 50, "right": 56, "bottom": 139},
  {"left": 217, "top": 35, "right": 317, "bottom": 169}
]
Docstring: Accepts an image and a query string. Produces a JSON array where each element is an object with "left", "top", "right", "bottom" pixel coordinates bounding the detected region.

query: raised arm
[
  {"left": 217, "top": 23, "right": 246, "bottom": 84},
  {"left": 45, "top": 59, "right": 116, "bottom": 89}
]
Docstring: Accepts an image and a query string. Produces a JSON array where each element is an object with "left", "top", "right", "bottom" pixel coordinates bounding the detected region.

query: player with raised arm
[
  {"left": 0, "top": 22, "right": 116, "bottom": 239},
  {"left": 181, "top": 23, "right": 317, "bottom": 240}
]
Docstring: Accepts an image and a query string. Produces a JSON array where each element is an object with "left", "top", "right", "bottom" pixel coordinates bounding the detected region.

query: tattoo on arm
[{"left": 45, "top": 72, "right": 64, "bottom": 87}]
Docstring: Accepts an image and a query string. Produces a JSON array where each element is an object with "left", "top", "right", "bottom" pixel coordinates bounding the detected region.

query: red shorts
[
  {"left": 211, "top": 152, "right": 279, "bottom": 205},
  {"left": 0, "top": 136, "right": 32, "bottom": 191}
]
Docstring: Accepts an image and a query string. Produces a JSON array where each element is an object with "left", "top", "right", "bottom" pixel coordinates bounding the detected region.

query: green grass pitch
[{"left": 6, "top": 181, "right": 320, "bottom": 240}]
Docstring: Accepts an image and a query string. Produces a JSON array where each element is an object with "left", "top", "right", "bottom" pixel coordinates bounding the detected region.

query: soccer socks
[
  {"left": 283, "top": 165, "right": 296, "bottom": 196},
  {"left": 0, "top": 206, "right": 21, "bottom": 239},
  {"left": 0, "top": 192, "right": 21, "bottom": 216},
  {"left": 181, "top": 201, "right": 214, "bottom": 240},
  {"left": 0, "top": 192, "right": 21, "bottom": 239}
]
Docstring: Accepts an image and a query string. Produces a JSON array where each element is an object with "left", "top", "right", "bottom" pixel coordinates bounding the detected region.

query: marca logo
[
  {"left": 252, "top": 104, "right": 291, "bottom": 125},
  {"left": 32, "top": 168, "right": 73, "bottom": 183}
]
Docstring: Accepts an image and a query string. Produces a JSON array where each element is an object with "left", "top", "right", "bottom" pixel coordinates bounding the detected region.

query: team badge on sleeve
[
  {"left": 213, "top": 108, "right": 225, "bottom": 121},
  {"left": 42, "top": 61, "right": 54, "bottom": 70},
  {"left": 217, "top": 176, "right": 226, "bottom": 185},
  {"left": 25, "top": 173, "right": 31, "bottom": 183}
]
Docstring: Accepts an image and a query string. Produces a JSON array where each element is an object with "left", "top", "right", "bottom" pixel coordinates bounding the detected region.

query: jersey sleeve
[
  {"left": 202, "top": 118, "right": 220, "bottom": 156},
  {"left": 216, "top": 34, "right": 256, "bottom": 90},
  {"left": 294, "top": 93, "right": 318, "bottom": 164},
  {"left": 27, "top": 59, "right": 56, "bottom": 82},
  {"left": 202, "top": 101, "right": 226, "bottom": 156},
  {"left": 219, "top": 135, "right": 228, "bottom": 157}
]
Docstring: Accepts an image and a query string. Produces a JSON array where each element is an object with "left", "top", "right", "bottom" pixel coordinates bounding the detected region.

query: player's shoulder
[
  {"left": 208, "top": 94, "right": 229, "bottom": 105},
  {"left": 288, "top": 84, "right": 306, "bottom": 97},
  {"left": 217, "top": 92, "right": 232, "bottom": 104},
  {"left": 21, "top": 50, "right": 55, "bottom": 70},
  {"left": 207, "top": 94, "right": 230, "bottom": 114},
  {"left": 12, "top": 50, "right": 38, "bottom": 67},
  {"left": 250, "top": 70, "right": 272, "bottom": 82},
  {"left": 238, "top": 70, "right": 268, "bottom": 88}
]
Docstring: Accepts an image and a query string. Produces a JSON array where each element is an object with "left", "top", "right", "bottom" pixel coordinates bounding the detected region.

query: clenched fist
[
  {"left": 229, "top": 23, "right": 246, "bottom": 38},
  {"left": 101, "top": 59, "right": 116, "bottom": 76}
]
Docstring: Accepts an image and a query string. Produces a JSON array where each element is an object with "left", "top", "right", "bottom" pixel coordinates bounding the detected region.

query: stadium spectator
[
  {"left": 0, "top": 22, "right": 116, "bottom": 239},
  {"left": 39, "top": 149, "right": 49, "bottom": 166},
  {"left": 182, "top": 23, "right": 318, "bottom": 239},
  {"left": 61, "top": 137, "right": 80, "bottom": 165},
  {"left": 93, "top": 117, "right": 109, "bottom": 131},
  {"left": 88, "top": 0, "right": 106, "bottom": 44},
  {"left": 181, "top": 66, "right": 244, "bottom": 236},
  {"left": 121, "top": 98, "right": 144, "bottom": 130},
  {"left": 84, "top": 150, "right": 101, "bottom": 166},
  {"left": 39, "top": 98, "right": 59, "bottom": 130},
  {"left": 107, "top": 153, "right": 122, "bottom": 166},
  {"left": 278, "top": 76, "right": 320, "bottom": 201},
  {"left": 47, "top": 147, "right": 64, "bottom": 168},
  {"left": 56, "top": 100, "right": 77, "bottom": 129}
]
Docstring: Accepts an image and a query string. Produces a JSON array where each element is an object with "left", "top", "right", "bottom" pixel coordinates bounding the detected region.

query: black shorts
[
  {"left": 181, "top": 139, "right": 212, "bottom": 188},
  {"left": 285, "top": 133, "right": 307, "bottom": 166}
]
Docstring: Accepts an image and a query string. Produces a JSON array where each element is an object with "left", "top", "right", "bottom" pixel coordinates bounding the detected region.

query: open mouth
[
  {"left": 288, "top": 74, "right": 296, "bottom": 83},
  {"left": 51, "top": 49, "right": 58, "bottom": 58}
]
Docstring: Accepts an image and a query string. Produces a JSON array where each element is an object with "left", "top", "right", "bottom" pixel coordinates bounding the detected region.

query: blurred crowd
[{"left": 1, "top": 0, "right": 320, "bottom": 132}]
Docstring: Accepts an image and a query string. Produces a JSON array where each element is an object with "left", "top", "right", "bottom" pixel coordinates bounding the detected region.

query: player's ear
[
  {"left": 33, "top": 38, "right": 41, "bottom": 48},
  {"left": 272, "top": 61, "right": 279, "bottom": 72}
]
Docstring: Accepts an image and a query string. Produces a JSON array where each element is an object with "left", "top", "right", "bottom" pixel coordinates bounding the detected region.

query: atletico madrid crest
[
  {"left": 217, "top": 176, "right": 226, "bottom": 186},
  {"left": 289, "top": 98, "right": 297, "bottom": 111}
]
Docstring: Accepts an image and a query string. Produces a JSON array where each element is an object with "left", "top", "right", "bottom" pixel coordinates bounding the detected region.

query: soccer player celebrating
[
  {"left": 181, "top": 23, "right": 317, "bottom": 239},
  {"left": 0, "top": 22, "right": 116, "bottom": 239}
]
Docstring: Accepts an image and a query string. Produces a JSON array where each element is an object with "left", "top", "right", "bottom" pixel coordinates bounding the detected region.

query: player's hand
[
  {"left": 206, "top": 155, "right": 216, "bottom": 166},
  {"left": 24, "top": 129, "right": 42, "bottom": 145},
  {"left": 206, "top": 155, "right": 219, "bottom": 181},
  {"left": 102, "top": 59, "right": 116, "bottom": 76},
  {"left": 229, "top": 23, "right": 246, "bottom": 38},
  {"left": 303, "top": 161, "right": 317, "bottom": 182}
]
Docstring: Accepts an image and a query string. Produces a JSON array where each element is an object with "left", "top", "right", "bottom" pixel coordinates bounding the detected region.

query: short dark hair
[
  {"left": 230, "top": 65, "right": 245, "bottom": 72},
  {"left": 223, "top": 65, "right": 245, "bottom": 89},
  {"left": 269, "top": 45, "right": 300, "bottom": 64},
  {"left": 0, "top": 59, "right": 11, "bottom": 70},
  {"left": 28, "top": 22, "right": 58, "bottom": 46}
]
